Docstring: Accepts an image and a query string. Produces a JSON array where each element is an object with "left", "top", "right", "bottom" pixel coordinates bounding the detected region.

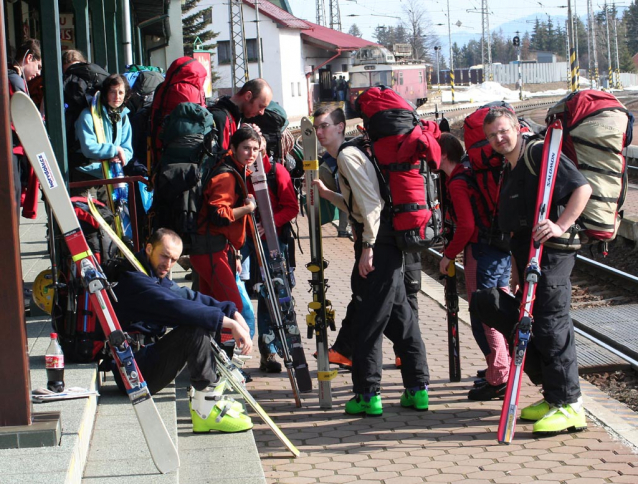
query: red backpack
[
  {"left": 150, "top": 57, "right": 207, "bottom": 167},
  {"left": 355, "top": 86, "right": 442, "bottom": 252}
]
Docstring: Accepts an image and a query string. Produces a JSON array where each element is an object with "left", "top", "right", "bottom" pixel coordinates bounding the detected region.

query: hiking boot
[
  {"left": 260, "top": 353, "right": 282, "bottom": 373},
  {"left": 189, "top": 387, "right": 252, "bottom": 433},
  {"left": 533, "top": 403, "right": 587, "bottom": 434},
  {"left": 345, "top": 393, "right": 383, "bottom": 416},
  {"left": 468, "top": 382, "right": 507, "bottom": 401},
  {"left": 400, "top": 387, "right": 429, "bottom": 411},
  {"left": 395, "top": 356, "right": 402, "bottom": 369},
  {"left": 338, "top": 230, "right": 352, "bottom": 238},
  {"left": 473, "top": 378, "right": 487, "bottom": 387},
  {"left": 520, "top": 399, "right": 551, "bottom": 421},
  {"left": 476, "top": 368, "right": 487, "bottom": 378}
]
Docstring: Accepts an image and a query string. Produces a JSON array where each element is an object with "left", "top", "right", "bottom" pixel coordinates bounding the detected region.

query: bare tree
[{"left": 401, "top": 0, "right": 439, "bottom": 63}]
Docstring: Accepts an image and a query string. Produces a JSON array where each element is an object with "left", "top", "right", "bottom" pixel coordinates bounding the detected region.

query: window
[
  {"left": 342, "top": 63, "right": 348, "bottom": 72},
  {"left": 370, "top": 71, "right": 392, "bottom": 86},
  {"left": 246, "top": 38, "right": 262, "bottom": 62},
  {"left": 298, "top": 82, "right": 301, "bottom": 96},
  {"left": 291, "top": 82, "right": 295, "bottom": 96},
  {"left": 399, "top": 71, "right": 404, "bottom": 85},
  {"left": 217, "top": 39, "right": 261, "bottom": 64},
  {"left": 217, "top": 41, "right": 231, "bottom": 65},
  {"left": 419, "top": 71, "right": 423, "bottom": 84},
  {"left": 350, "top": 72, "right": 370, "bottom": 88}
]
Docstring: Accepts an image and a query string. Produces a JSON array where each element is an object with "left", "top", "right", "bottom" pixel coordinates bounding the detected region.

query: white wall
[{"left": 205, "top": 0, "right": 311, "bottom": 117}]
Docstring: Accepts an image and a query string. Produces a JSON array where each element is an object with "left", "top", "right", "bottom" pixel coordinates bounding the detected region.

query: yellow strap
[
  {"left": 303, "top": 159, "right": 319, "bottom": 171},
  {"left": 72, "top": 250, "right": 92, "bottom": 262},
  {"left": 317, "top": 370, "right": 338, "bottom": 381}
]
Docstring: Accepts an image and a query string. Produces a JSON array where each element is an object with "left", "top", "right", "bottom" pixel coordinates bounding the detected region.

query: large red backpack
[
  {"left": 150, "top": 57, "right": 207, "bottom": 167},
  {"left": 544, "top": 90, "right": 633, "bottom": 243},
  {"left": 355, "top": 86, "right": 442, "bottom": 252}
]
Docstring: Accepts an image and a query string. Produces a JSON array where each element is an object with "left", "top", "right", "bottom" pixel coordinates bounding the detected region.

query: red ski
[
  {"left": 11, "top": 92, "right": 179, "bottom": 473},
  {"left": 497, "top": 120, "right": 564, "bottom": 444}
]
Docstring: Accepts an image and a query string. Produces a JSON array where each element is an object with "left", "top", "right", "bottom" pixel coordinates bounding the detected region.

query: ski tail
[
  {"left": 445, "top": 260, "right": 461, "bottom": 382},
  {"left": 497, "top": 120, "right": 563, "bottom": 444},
  {"left": 210, "top": 339, "right": 300, "bottom": 457}
]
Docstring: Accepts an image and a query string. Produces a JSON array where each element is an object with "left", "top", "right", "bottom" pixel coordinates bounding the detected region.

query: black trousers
[
  {"left": 333, "top": 252, "right": 420, "bottom": 357},
  {"left": 112, "top": 325, "right": 217, "bottom": 395},
  {"left": 471, "top": 248, "right": 580, "bottom": 405},
  {"left": 350, "top": 241, "right": 429, "bottom": 394}
]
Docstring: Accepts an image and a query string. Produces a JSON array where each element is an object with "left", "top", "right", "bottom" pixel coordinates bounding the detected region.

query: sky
[{"left": 286, "top": 0, "right": 624, "bottom": 46}]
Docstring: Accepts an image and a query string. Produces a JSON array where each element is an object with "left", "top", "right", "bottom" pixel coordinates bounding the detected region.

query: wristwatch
[{"left": 362, "top": 241, "right": 375, "bottom": 250}]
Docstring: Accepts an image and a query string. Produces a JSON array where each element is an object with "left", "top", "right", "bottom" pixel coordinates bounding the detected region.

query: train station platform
[
  {"left": 5, "top": 198, "right": 638, "bottom": 482},
  {"left": 238, "top": 219, "right": 638, "bottom": 483}
]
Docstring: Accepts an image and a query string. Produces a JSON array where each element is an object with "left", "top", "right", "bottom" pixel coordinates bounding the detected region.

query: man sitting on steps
[{"left": 107, "top": 228, "right": 254, "bottom": 434}]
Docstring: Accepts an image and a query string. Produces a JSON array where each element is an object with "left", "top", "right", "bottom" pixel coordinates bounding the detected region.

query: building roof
[
  {"left": 242, "top": 0, "right": 311, "bottom": 30},
  {"left": 301, "top": 21, "right": 377, "bottom": 51}
]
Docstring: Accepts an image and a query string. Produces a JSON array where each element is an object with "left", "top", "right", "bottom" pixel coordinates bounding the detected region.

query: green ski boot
[
  {"left": 345, "top": 393, "right": 383, "bottom": 417},
  {"left": 400, "top": 386, "right": 429, "bottom": 411}
]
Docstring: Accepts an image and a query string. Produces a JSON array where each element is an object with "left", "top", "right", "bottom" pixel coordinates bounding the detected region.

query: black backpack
[
  {"left": 244, "top": 100, "right": 289, "bottom": 161},
  {"left": 126, "top": 70, "right": 165, "bottom": 115}
]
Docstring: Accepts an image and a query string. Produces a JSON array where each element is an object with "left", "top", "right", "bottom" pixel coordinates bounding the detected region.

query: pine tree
[
  {"left": 182, "top": 0, "right": 218, "bottom": 57},
  {"left": 624, "top": 0, "right": 638, "bottom": 56},
  {"left": 348, "top": 24, "right": 362, "bottom": 38}
]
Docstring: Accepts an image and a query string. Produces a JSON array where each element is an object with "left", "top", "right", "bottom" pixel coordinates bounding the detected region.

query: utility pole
[
  {"left": 229, "top": 0, "right": 249, "bottom": 94},
  {"left": 316, "top": 0, "right": 327, "bottom": 26},
  {"left": 328, "top": 0, "right": 342, "bottom": 32},
  {"left": 447, "top": 0, "right": 455, "bottom": 104},
  {"left": 567, "top": 0, "right": 578, "bottom": 91},
  {"left": 481, "top": 0, "right": 492, "bottom": 81},
  {"left": 255, "top": 0, "right": 263, "bottom": 78},
  {"left": 613, "top": 4, "right": 621, "bottom": 89},
  {"left": 605, "top": 2, "right": 614, "bottom": 89},
  {"left": 589, "top": 0, "right": 599, "bottom": 88}
]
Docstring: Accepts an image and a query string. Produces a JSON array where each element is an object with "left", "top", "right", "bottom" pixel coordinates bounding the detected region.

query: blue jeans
[{"left": 470, "top": 242, "right": 511, "bottom": 356}]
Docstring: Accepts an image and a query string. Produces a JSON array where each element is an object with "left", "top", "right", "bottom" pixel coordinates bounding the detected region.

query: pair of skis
[
  {"left": 248, "top": 153, "right": 312, "bottom": 406},
  {"left": 497, "top": 120, "right": 564, "bottom": 444},
  {"left": 300, "top": 118, "right": 337, "bottom": 410},
  {"left": 11, "top": 91, "right": 179, "bottom": 474},
  {"left": 83, "top": 198, "right": 300, "bottom": 457}
]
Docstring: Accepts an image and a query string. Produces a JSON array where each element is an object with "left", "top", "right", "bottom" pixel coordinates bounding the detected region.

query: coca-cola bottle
[{"left": 45, "top": 333, "right": 65, "bottom": 393}]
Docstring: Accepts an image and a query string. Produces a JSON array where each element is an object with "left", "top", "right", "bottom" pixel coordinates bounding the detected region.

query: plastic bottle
[{"left": 45, "top": 333, "right": 65, "bottom": 393}]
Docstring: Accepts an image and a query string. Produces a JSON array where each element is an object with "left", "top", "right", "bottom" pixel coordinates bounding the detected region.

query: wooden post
[{"left": 0, "top": 0, "right": 31, "bottom": 428}]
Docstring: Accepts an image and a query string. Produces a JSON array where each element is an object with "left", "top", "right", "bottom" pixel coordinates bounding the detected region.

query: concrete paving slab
[{"left": 241, "top": 219, "right": 638, "bottom": 484}]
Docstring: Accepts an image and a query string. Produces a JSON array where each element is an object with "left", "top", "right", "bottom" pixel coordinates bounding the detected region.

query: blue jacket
[
  {"left": 111, "top": 251, "right": 237, "bottom": 337},
  {"left": 74, "top": 103, "right": 133, "bottom": 178}
]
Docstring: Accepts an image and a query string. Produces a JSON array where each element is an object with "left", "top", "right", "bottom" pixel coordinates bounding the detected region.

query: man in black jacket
[{"left": 110, "top": 228, "right": 253, "bottom": 433}]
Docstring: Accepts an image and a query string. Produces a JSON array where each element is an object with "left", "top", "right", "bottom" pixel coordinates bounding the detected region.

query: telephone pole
[
  {"left": 328, "top": 0, "right": 342, "bottom": 32},
  {"left": 613, "top": 4, "right": 621, "bottom": 89},
  {"left": 605, "top": 1, "right": 613, "bottom": 88}
]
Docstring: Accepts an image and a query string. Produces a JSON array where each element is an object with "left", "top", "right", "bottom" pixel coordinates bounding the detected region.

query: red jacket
[{"left": 443, "top": 163, "right": 489, "bottom": 259}]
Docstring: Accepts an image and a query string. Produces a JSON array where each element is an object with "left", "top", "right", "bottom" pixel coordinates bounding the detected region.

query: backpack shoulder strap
[
  {"left": 266, "top": 159, "right": 278, "bottom": 197},
  {"left": 523, "top": 138, "right": 543, "bottom": 177}
]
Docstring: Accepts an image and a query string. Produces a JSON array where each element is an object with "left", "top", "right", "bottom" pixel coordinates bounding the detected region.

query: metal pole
[
  {"left": 255, "top": 0, "right": 263, "bottom": 78},
  {"left": 586, "top": 0, "right": 593, "bottom": 87},
  {"left": 605, "top": 2, "right": 613, "bottom": 89},
  {"left": 435, "top": 47, "right": 440, "bottom": 94},
  {"left": 590, "top": 0, "right": 599, "bottom": 88},
  {"left": 447, "top": 0, "right": 454, "bottom": 104},
  {"left": 121, "top": 0, "right": 133, "bottom": 65},
  {"left": 613, "top": 8, "right": 621, "bottom": 89},
  {"left": 566, "top": 20, "right": 571, "bottom": 89},
  {"left": 567, "top": 0, "right": 577, "bottom": 92},
  {"left": 573, "top": 0, "right": 580, "bottom": 90}
]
